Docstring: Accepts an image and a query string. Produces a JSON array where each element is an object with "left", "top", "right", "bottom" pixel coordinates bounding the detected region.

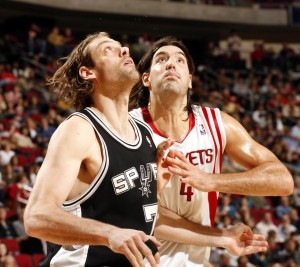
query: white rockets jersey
[{"left": 130, "top": 105, "right": 226, "bottom": 267}]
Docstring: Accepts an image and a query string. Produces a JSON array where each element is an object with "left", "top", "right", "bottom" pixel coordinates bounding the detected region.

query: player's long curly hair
[
  {"left": 129, "top": 36, "right": 195, "bottom": 113},
  {"left": 48, "top": 32, "right": 109, "bottom": 111}
]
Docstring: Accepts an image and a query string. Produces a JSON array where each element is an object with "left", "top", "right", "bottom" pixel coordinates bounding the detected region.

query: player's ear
[
  {"left": 79, "top": 66, "right": 96, "bottom": 80},
  {"left": 142, "top": 73, "right": 150, "bottom": 87},
  {"left": 188, "top": 74, "right": 192, "bottom": 89}
]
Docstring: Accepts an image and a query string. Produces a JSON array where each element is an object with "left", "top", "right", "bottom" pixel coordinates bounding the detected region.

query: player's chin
[{"left": 128, "top": 69, "right": 140, "bottom": 82}]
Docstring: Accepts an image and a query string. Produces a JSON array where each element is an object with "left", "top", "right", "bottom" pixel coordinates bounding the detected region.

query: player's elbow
[
  {"left": 24, "top": 207, "right": 45, "bottom": 238},
  {"left": 278, "top": 172, "right": 294, "bottom": 196},
  {"left": 271, "top": 163, "right": 294, "bottom": 196},
  {"left": 281, "top": 177, "right": 294, "bottom": 196}
]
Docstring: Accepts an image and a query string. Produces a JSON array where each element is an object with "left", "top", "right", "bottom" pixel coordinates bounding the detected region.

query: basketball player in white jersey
[{"left": 129, "top": 36, "right": 293, "bottom": 266}]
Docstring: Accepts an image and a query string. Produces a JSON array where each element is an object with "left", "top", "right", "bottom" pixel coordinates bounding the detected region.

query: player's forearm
[
  {"left": 24, "top": 205, "right": 114, "bottom": 246},
  {"left": 154, "top": 207, "right": 228, "bottom": 248},
  {"left": 208, "top": 162, "right": 293, "bottom": 196}
]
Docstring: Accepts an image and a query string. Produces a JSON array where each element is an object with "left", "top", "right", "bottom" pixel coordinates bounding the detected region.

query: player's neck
[
  {"left": 148, "top": 104, "right": 189, "bottom": 142},
  {"left": 91, "top": 100, "right": 135, "bottom": 143}
]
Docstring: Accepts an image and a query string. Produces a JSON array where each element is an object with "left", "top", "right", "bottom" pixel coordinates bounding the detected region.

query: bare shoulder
[
  {"left": 220, "top": 111, "right": 246, "bottom": 133},
  {"left": 220, "top": 111, "right": 238, "bottom": 124},
  {"left": 55, "top": 115, "right": 94, "bottom": 138},
  {"left": 49, "top": 115, "right": 96, "bottom": 154}
]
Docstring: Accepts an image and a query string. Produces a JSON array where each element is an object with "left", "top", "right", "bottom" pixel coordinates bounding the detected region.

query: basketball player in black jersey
[{"left": 24, "top": 32, "right": 167, "bottom": 267}]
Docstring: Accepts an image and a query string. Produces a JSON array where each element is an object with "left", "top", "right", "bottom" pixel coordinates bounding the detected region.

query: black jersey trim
[
  {"left": 62, "top": 112, "right": 109, "bottom": 209},
  {"left": 85, "top": 107, "right": 142, "bottom": 149}
]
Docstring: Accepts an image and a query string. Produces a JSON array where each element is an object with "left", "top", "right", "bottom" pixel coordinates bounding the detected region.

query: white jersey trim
[
  {"left": 62, "top": 112, "right": 109, "bottom": 210},
  {"left": 86, "top": 107, "right": 142, "bottom": 149}
]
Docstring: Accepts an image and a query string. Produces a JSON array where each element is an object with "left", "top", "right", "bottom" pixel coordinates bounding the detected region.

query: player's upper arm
[
  {"left": 27, "top": 116, "right": 97, "bottom": 208},
  {"left": 221, "top": 111, "right": 280, "bottom": 170}
]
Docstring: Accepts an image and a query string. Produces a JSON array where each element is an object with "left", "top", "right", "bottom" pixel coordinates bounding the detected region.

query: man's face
[
  {"left": 145, "top": 45, "right": 192, "bottom": 98},
  {"left": 89, "top": 36, "right": 139, "bottom": 88},
  {"left": 0, "top": 208, "right": 6, "bottom": 220}
]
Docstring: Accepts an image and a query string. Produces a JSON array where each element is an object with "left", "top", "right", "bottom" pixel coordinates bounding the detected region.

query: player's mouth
[
  {"left": 123, "top": 58, "right": 134, "bottom": 66},
  {"left": 164, "top": 71, "right": 180, "bottom": 79}
]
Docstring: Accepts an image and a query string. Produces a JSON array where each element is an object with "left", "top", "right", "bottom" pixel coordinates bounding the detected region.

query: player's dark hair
[{"left": 129, "top": 36, "right": 195, "bottom": 113}]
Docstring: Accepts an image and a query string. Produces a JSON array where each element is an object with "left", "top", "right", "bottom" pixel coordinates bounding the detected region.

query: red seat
[
  {"left": 0, "top": 238, "right": 20, "bottom": 255},
  {"left": 17, "top": 154, "right": 28, "bottom": 167},
  {"left": 14, "top": 254, "right": 34, "bottom": 267},
  {"left": 5, "top": 209, "right": 17, "bottom": 220},
  {"left": 33, "top": 253, "right": 46, "bottom": 267}
]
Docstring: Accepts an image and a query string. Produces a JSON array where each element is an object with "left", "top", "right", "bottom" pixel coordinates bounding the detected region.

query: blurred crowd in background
[{"left": 0, "top": 21, "right": 299, "bottom": 267}]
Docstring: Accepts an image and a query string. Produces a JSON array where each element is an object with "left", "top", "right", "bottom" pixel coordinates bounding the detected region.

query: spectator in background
[
  {"left": 11, "top": 126, "right": 36, "bottom": 149},
  {"left": 266, "top": 229, "right": 281, "bottom": 262},
  {"left": 28, "top": 163, "right": 41, "bottom": 186},
  {"left": 252, "top": 102, "right": 268, "bottom": 129},
  {"left": 10, "top": 156, "right": 24, "bottom": 177},
  {"left": 278, "top": 42, "right": 295, "bottom": 72},
  {"left": 255, "top": 211, "right": 279, "bottom": 241},
  {"left": 211, "top": 251, "right": 236, "bottom": 267},
  {"left": 251, "top": 41, "right": 266, "bottom": 71},
  {"left": 292, "top": 178, "right": 300, "bottom": 214},
  {"left": 0, "top": 241, "right": 9, "bottom": 263},
  {"left": 0, "top": 202, "right": 18, "bottom": 239},
  {"left": 227, "top": 29, "right": 242, "bottom": 60},
  {"left": 26, "top": 23, "right": 46, "bottom": 57},
  {"left": 138, "top": 32, "right": 152, "bottom": 51},
  {"left": 0, "top": 164, "right": 14, "bottom": 191},
  {"left": 207, "top": 41, "right": 222, "bottom": 68},
  {"left": 277, "top": 214, "right": 297, "bottom": 243},
  {"left": 11, "top": 62, "right": 23, "bottom": 79},
  {"left": 218, "top": 194, "right": 240, "bottom": 221},
  {"left": 289, "top": 208, "right": 300, "bottom": 232},
  {"left": 45, "top": 58, "right": 60, "bottom": 77},
  {"left": 218, "top": 68, "right": 233, "bottom": 89},
  {"left": 6, "top": 173, "right": 30, "bottom": 212},
  {"left": 36, "top": 117, "right": 56, "bottom": 145},
  {"left": 47, "top": 26, "right": 65, "bottom": 58},
  {"left": 1, "top": 254, "right": 17, "bottom": 267},
  {"left": 248, "top": 251, "right": 268, "bottom": 267},
  {"left": 276, "top": 196, "right": 293, "bottom": 219},
  {"left": 46, "top": 108, "right": 64, "bottom": 128},
  {"left": 276, "top": 238, "right": 300, "bottom": 265},
  {"left": 260, "top": 75, "right": 276, "bottom": 97},
  {"left": 0, "top": 94, "right": 7, "bottom": 114},
  {"left": 290, "top": 118, "right": 300, "bottom": 143},
  {"left": 236, "top": 196, "right": 253, "bottom": 224},
  {"left": 217, "top": 214, "right": 233, "bottom": 229},
  {"left": 232, "top": 76, "right": 249, "bottom": 100},
  {"left": 0, "top": 142, "right": 15, "bottom": 167},
  {"left": 63, "top": 27, "right": 76, "bottom": 56},
  {"left": 282, "top": 94, "right": 300, "bottom": 125},
  {"left": 24, "top": 117, "right": 38, "bottom": 142},
  {"left": 0, "top": 64, "right": 17, "bottom": 90},
  {"left": 236, "top": 255, "right": 256, "bottom": 267},
  {"left": 272, "top": 110, "right": 285, "bottom": 134}
]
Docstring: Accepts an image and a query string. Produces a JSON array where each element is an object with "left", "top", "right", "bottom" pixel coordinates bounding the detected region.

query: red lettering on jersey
[
  {"left": 180, "top": 183, "right": 194, "bottom": 201},
  {"left": 185, "top": 149, "right": 213, "bottom": 165},
  {"left": 205, "top": 149, "right": 213, "bottom": 163}
]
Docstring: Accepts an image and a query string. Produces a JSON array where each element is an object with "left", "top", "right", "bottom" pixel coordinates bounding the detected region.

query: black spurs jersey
[{"left": 41, "top": 107, "right": 158, "bottom": 267}]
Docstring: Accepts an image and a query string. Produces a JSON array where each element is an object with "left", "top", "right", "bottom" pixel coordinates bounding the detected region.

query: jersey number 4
[{"left": 180, "top": 183, "right": 194, "bottom": 201}]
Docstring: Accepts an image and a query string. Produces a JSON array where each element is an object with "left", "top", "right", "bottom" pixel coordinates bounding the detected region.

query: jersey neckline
[
  {"left": 86, "top": 107, "right": 142, "bottom": 149},
  {"left": 141, "top": 106, "right": 195, "bottom": 143}
]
